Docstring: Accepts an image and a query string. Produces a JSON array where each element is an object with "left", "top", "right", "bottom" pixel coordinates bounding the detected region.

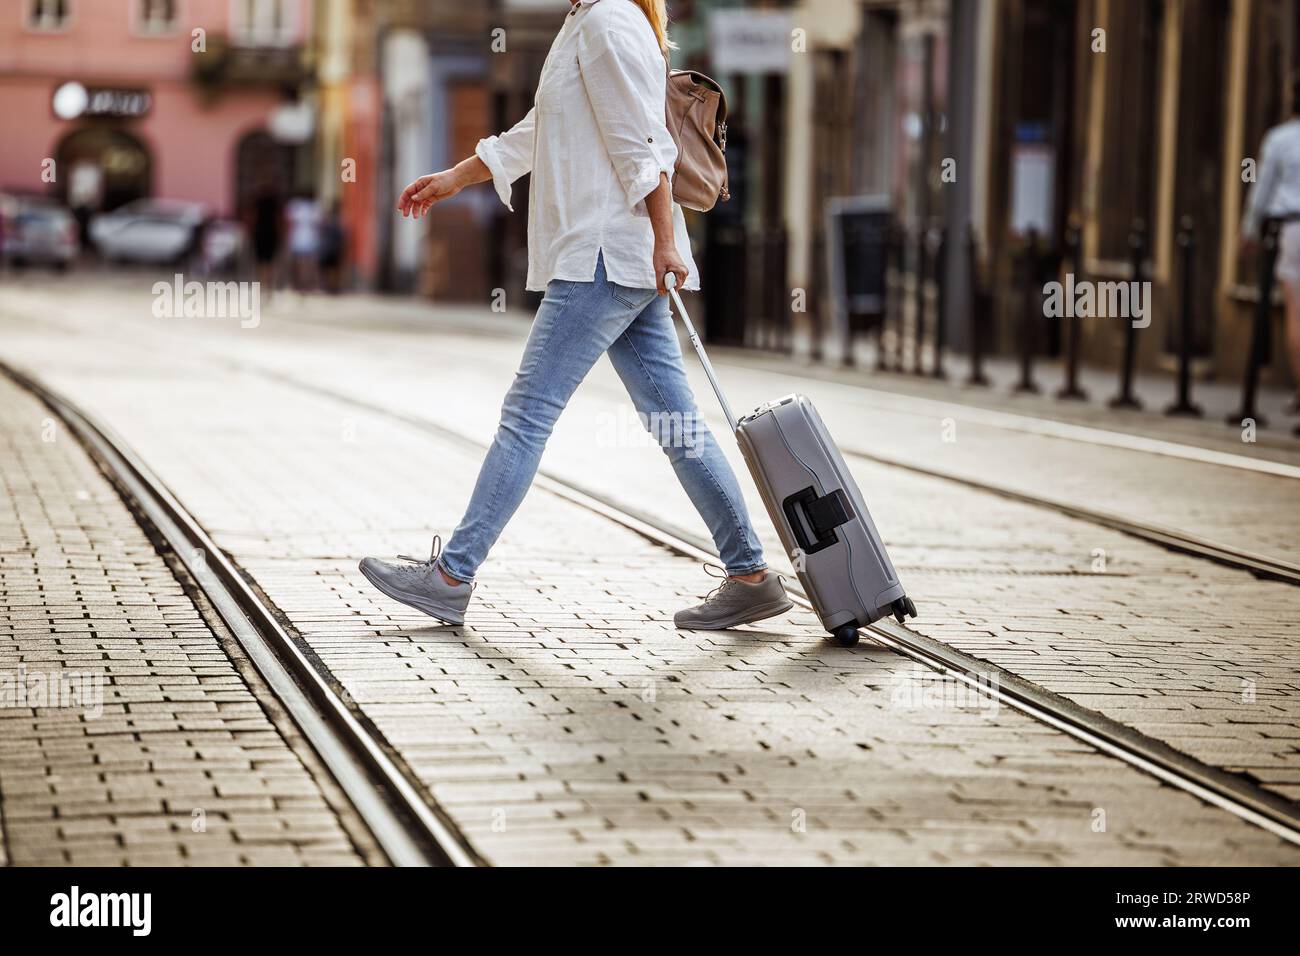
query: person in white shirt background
[
  {"left": 285, "top": 193, "right": 323, "bottom": 292},
  {"left": 1242, "top": 74, "right": 1300, "bottom": 415},
  {"left": 358, "top": 0, "right": 794, "bottom": 632}
]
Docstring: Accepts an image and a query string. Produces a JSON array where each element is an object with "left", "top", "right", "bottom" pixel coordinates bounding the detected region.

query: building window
[
  {"left": 136, "top": 0, "right": 177, "bottom": 34},
  {"left": 232, "top": 0, "right": 295, "bottom": 47},
  {"left": 28, "top": 0, "right": 71, "bottom": 31}
]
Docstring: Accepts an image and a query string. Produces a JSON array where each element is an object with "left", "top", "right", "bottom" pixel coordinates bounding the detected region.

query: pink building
[{"left": 0, "top": 0, "right": 312, "bottom": 218}]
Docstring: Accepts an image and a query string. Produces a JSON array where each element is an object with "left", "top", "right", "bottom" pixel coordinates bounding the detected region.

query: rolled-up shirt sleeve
[
  {"left": 577, "top": 25, "right": 678, "bottom": 215},
  {"left": 476, "top": 108, "right": 537, "bottom": 212}
]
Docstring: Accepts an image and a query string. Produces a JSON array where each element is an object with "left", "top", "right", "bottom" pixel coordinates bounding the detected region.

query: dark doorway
[
  {"left": 55, "top": 125, "right": 152, "bottom": 212},
  {"left": 234, "top": 130, "right": 294, "bottom": 219}
]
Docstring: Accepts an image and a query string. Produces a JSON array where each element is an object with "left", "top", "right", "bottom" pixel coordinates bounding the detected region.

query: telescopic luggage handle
[{"left": 664, "top": 272, "right": 739, "bottom": 431}]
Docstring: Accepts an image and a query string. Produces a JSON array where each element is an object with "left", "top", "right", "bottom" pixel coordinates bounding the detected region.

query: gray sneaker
[
  {"left": 358, "top": 535, "right": 472, "bottom": 625},
  {"left": 674, "top": 565, "right": 794, "bottom": 630}
]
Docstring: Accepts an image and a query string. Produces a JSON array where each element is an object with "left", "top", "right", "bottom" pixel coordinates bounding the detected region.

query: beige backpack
[{"left": 665, "top": 68, "right": 730, "bottom": 212}]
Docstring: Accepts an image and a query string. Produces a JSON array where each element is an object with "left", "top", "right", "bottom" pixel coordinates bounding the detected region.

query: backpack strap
[{"left": 666, "top": 67, "right": 729, "bottom": 151}]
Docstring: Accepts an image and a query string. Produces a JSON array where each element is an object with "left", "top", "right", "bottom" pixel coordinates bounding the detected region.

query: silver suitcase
[{"left": 667, "top": 277, "right": 916, "bottom": 647}]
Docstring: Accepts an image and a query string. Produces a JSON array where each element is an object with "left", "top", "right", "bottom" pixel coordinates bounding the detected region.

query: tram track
[
  {"left": 7, "top": 352, "right": 1300, "bottom": 861},
  {"left": 224, "top": 361, "right": 1300, "bottom": 848},
  {"left": 1, "top": 360, "right": 482, "bottom": 869},
  {"left": 835, "top": 443, "right": 1300, "bottom": 586}
]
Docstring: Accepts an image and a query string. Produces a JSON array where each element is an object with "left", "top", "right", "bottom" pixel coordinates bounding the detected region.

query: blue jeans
[{"left": 439, "top": 254, "right": 766, "bottom": 581}]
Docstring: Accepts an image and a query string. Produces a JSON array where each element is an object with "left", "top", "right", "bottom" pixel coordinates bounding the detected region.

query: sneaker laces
[
  {"left": 395, "top": 535, "right": 468, "bottom": 587},
  {"left": 699, "top": 563, "right": 778, "bottom": 603},
  {"left": 396, "top": 534, "right": 441, "bottom": 567},
  {"left": 700, "top": 562, "right": 737, "bottom": 603}
]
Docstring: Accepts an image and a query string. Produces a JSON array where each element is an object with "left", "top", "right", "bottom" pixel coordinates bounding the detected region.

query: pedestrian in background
[
  {"left": 249, "top": 187, "right": 282, "bottom": 298},
  {"left": 1242, "top": 73, "right": 1300, "bottom": 415},
  {"left": 285, "top": 192, "right": 322, "bottom": 292},
  {"left": 319, "top": 200, "right": 345, "bottom": 294},
  {"left": 360, "top": 0, "right": 792, "bottom": 631}
]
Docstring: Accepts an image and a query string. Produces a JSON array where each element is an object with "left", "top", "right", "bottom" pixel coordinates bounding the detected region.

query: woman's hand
[
  {"left": 654, "top": 242, "right": 688, "bottom": 295},
  {"left": 397, "top": 157, "right": 491, "bottom": 219},
  {"left": 396, "top": 169, "right": 465, "bottom": 219}
]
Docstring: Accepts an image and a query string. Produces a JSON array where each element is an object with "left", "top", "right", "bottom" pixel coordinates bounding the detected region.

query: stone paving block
[{"left": 0, "top": 376, "right": 364, "bottom": 866}]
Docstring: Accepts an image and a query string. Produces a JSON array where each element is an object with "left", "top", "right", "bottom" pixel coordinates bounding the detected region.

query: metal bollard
[
  {"left": 1227, "top": 217, "right": 1281, "bottom": 428},
  {"left": 891, "top": 227, "right": 910, "bottom": 371},
  {"left": 1166, "top": 216, "right": 1203, "bottom": 417},
  {"left": 912, "top": 224, "right": 928, "bottom": 374},
  {"left": 1013, "top": 230, "right": 1042, "bottom": 394},
  {"left": 1108, "top": 219, "right": 1146, "bottom": 410},
  {"left": 966, "top": 226, "right": 990, "bottom": 386},
  {"left": 932, "top": 225, "right": 948, "bottom": 379},
  {"left": 1056, "top": 217, "right": 1088, "bottom": 400},
  {"left": 879, "top": 222, "right": 901, "bottom": 372}
]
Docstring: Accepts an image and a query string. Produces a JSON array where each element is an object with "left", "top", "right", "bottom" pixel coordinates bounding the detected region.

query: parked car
[
  {"left": 89, "top": 198, "right": 209, "bottom": 264},
  {"left": 199, "top": 219, "right": 246, "bottom": 275},
  {"left": 1, "top": 194, "right": 78, "bottom": 270}
]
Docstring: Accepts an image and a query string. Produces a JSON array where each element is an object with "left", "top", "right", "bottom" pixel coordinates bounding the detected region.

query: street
[{"left": 2, "top": 272, "right": 1298, "bottom": 866}]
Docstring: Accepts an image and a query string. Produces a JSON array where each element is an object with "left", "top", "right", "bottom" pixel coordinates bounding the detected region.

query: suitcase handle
[
  {"left": 782, "top": 486, "right": 855, "bottom": 555},
  {"left": 664, "top": 272, "right": 739, "bottom": 431}
]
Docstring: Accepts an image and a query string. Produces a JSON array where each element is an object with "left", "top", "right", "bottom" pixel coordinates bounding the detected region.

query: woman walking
[{"left": 360, "top": 0, "right": 790, "bottom": 630}]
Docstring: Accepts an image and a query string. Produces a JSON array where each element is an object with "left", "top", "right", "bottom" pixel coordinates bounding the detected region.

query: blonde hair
[{"left": 628, "top": 0, "right": 674, "bottom": 55}]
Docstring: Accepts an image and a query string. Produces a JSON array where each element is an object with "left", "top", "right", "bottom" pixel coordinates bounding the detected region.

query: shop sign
[
  {"left": 52, "top": 81, "right": 152, "bottom": 120},
  {"left": 709, "top": 10, "right": 792, "bottom": 74}
]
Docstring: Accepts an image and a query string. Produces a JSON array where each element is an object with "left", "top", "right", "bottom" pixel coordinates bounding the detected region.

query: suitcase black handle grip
[{"left": 783, "top": 487, "right": 855, "bottom": 555}]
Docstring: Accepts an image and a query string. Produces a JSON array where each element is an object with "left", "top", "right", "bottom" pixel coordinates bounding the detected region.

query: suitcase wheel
[
  {"left": 891, "top": 597, "right": 918, "bottom": 624},
  {"left": 832, "top": 625, "right": 860, "bottom": 648}
]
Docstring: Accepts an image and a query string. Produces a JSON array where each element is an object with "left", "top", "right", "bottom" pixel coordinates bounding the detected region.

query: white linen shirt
[
  {"left": 474, "top": 0, "right": 700, "bottom": 292},
  {"left": 1243, "top": 118, "right": 1300, "bottom": 238}
]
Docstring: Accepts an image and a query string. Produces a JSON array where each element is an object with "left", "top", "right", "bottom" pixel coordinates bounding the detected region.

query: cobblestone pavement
[
  {"left": 0, "top": 374, "right": 369, "bottom": 866},
  {"left": 0, "top": 276, "right": 1298, "bottom": 864}
]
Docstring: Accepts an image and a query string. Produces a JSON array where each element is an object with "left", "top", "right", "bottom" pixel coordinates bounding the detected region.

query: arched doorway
[
  {"left": 234, "top": 129, "right": 295, "bottom": 218},
  {"left": 55, "top": 126, "right": 151, "bottom": 213}
]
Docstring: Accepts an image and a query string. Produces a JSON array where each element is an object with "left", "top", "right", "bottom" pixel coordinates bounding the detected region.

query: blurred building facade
[
  {"left": 356, "top": 0, "right": 1292, "bottom": 387},
  {"left": 313, "top": 0, "right": 382, "bottom": 286},
  {"left": 0, "top": 0, "right": 314, "bottom": 220},
  {"left": 784, "top": 0, "right": 1299, "bottom": 384},
  {"left": 5, "top": 0, "right": 1297, "bottom": 393}
]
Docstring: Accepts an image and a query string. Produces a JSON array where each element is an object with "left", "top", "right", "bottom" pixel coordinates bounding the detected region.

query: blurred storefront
[
  {"left": 0, "top": 0, "right": 314, "bottom": 223},
  {"left": 313, "top": 0, "right": 382, "bottom": 288},
  {"left": 406, "top": 0, "right": 553, "bottom": 304},
  {"left": 981, "top": 0, "right": 1298, "bottom": 384},
  {"left": 671, "top": 0, "right": 795, "bottom": 346},
  {"left": 785, "top": 0, "right": 1298, "bottom": 389},
  {"left": 319, "top": 0, "right": 560, "bottom": 300},
  {"left": 364, "top": 0, "right": 801, "bottom": 320},
  {"left": 301, "top": 0, "right": 1298, "bottom": 398},
  {"left": 784, "top": 0, "right": 951, "bottom": 356}
]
